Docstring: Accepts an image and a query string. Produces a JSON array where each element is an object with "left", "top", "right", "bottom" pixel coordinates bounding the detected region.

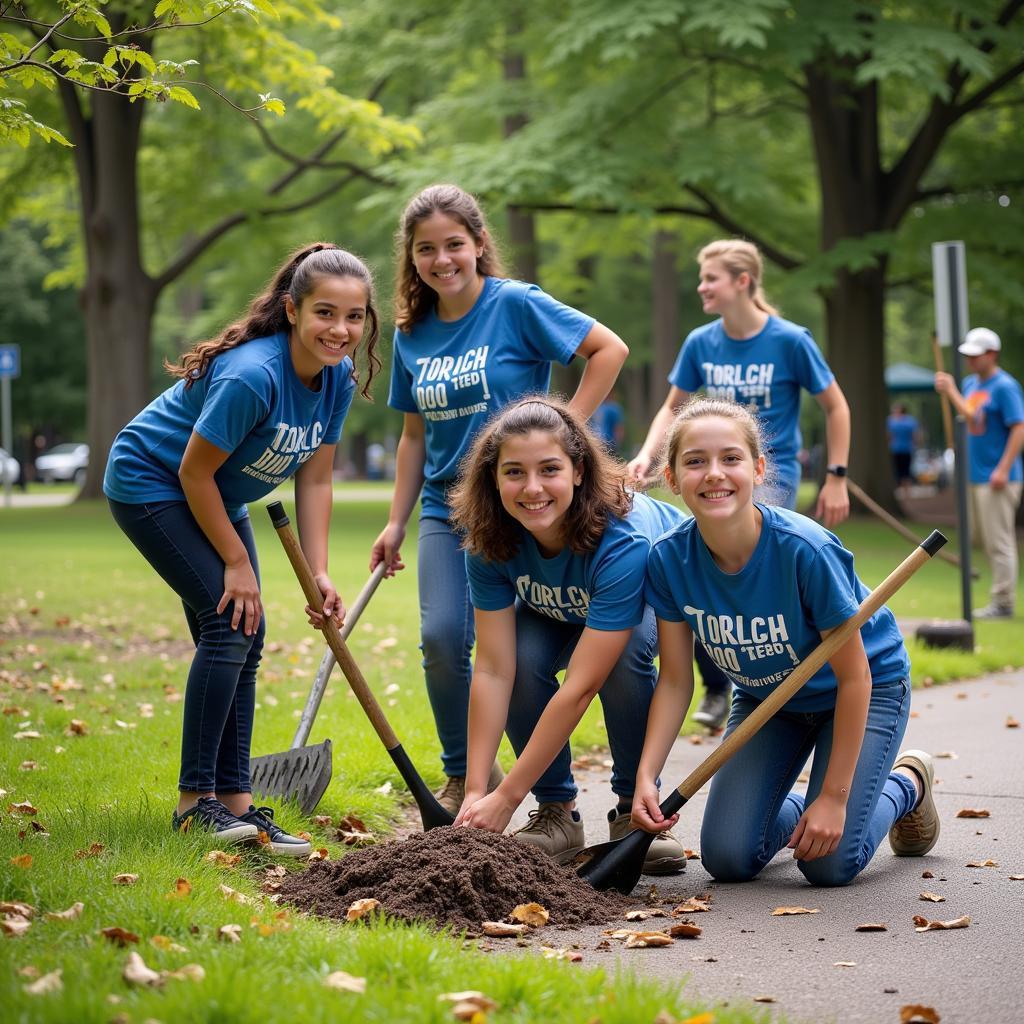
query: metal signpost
[{"left": 0, "top": 344, "right": 20, "bottom": 509}]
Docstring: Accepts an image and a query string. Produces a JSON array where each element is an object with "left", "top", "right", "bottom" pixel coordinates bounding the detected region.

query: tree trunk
[{"left": 650, "top": 229, "right": 680, "bottom": 424}]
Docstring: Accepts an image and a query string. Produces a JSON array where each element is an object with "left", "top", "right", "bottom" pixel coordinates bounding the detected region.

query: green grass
[{"left": 2, "top": 490, "right": 1020, "bottom": 1022}]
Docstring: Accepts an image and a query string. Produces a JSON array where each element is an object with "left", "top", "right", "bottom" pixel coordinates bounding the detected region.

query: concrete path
[{"left": 509, "top": 671, "right": 1024, "bottom": 1024}]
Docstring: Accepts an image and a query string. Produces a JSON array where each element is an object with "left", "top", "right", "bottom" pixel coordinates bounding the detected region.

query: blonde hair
[{"left": 698, "top": 239, "right": 778, "bottom": 317}]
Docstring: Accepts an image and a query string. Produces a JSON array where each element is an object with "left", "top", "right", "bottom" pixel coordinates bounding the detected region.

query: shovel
[
  {"left": 266, "top": 501, "right": 454, "bottom": 830},
  {"left": 575, "top": 530, "right": 947, "bottom": 894},
  {"left": 250, "top": 563, "right": 386, "bottom": 814}
]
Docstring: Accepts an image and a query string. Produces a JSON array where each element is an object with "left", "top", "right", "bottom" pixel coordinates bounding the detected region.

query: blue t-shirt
[
  {"left": 388, "top": 276, "right": 593, "bottom": 520},
  {"left": 645, "top": 504, "right": 909, "bottom": 712},
  {"left": 104, "top": 332, "right": 355, "bottom": 521},
  {"left": 669, "top": 316, "right": 834, "bottom": 488},
  {"left": 591, "top": 400, "right": 625, "bottom": 448},
  {"left": 467, "top": 493, "right": 684, "bottom": 631},
  {"left": 886, "top": 414, "right": 918, "bottom": 455},
  {"left": 962, "top": 369, "right": 1024, "bottom": 484}
]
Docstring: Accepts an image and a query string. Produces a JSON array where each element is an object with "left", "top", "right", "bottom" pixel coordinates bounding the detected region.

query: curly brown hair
[
  {"left": 393, "top": 184, "right": 507, "bottom": 332},
  {"left": 165, "top": 243, "right": 382, "bottom": 398},
  {"left": 450, "top": 396, "right": 632, "bottom": 564}
]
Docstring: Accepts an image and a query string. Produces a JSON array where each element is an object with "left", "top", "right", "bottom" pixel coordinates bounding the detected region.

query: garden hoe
[
  {"left": 575, "top": 530, "right": 948, "bottom": 895},
  {"left": 250, "top": 562, "right": 387, "bottom": 814},
  {"left": 266, "top": 501, "right": 454, "bottom": 830}
]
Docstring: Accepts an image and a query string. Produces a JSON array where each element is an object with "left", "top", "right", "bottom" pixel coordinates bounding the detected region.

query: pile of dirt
[{"left": 278, "top": 826, "right": 630, "bottom": 932}]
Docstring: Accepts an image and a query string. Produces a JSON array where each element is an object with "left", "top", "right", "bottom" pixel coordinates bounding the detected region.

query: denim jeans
[
  {"left": 505, "top": 603, "right": 659, "bottom": 804},
  {"left": 417, "top": 517, "right": 475, "bottom": 777},
  {"left": 108, "top": 499, "right": 264, "bottom": 794},
  {"left": 700, "top": 678, "right": 916, "bottom": 887}
]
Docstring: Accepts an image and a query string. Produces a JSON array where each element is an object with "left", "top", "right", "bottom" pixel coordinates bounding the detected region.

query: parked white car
[
  {"left": 0, "top": 446, "right": 19, "bottom": 485},
  {"left": 35, "top": 442, "right": 89, "bottom": 484}
]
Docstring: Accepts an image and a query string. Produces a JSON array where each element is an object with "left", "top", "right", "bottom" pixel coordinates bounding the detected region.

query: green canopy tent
[{"left": 885, "top": 362, "right": 937, "bottom": 392}]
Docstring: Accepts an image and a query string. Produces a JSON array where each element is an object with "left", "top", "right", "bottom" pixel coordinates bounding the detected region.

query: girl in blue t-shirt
[
  {"left": 446, "top": 396, "right": 686, "bottom": 872},
  {"left": 370, "top": 184, "right": 629, "bottom": 813},
  {"left": 632, "top": 397, "right": 940, "bottom": 886},
  {"left": 104, "top": 244, "right": 380, "bottom": 855}
]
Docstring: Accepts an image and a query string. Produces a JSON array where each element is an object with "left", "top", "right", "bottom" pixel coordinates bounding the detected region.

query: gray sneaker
[
  {"left": 512, "top": 803, "right": 585, "bottom": 864},
  {"left": 608, "top": 808, "right": 687, "bottom": 875},
  {"left": 692, "top": 690, "right": 730, "bottom": 730},
  {"left": 434, "top": 761, "right": 505, "bottom": 816},
  {"left": 975, "top": 604, "right": 1013, "bottom": 620},
  {"left": 889, "top": 750, "right": 940, "bottom": 856}
]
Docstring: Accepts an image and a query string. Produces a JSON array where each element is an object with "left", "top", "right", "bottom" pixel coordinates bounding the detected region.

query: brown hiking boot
[
  {"left": 608, "top": 807, "right": 687, "bottom": 875},
  {"left": 889, "top": 750, "right": 940, "bottom": 856},
  {"left": 512, "top": 803, "right": 585, "bottom": 864},
  {"left": 434, "top": 761, "right": 505, "bottom": 816}
]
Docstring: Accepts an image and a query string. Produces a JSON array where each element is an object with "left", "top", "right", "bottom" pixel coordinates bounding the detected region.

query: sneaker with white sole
[
  {"left": 238, "top": 805, "right": 312, "bottom": 858},
  {"left": 889, "top": 750, "right": 940, "bottom": 856},
  {"left": 608, "top": 808, "right": 687, "bottom": 875},
  {"left": 975, "top": 604, "right": 1013, "bottom": 620},
  {"left": 512, "top": 803, "right": 585, "bottom": 864},
  {"left": 171, "top": 797, "right": 259, "bottom": 844},
  {"left": 692, "top": 690, "right": 730, "bottom": 730},
  {"left": 435, "top": 761, "right": 505, "bottom": 816}
]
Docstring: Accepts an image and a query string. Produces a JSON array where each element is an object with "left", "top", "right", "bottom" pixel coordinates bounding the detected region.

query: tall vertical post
[{"left": 0, "top": 344, "right": 20, "bottom": 509}]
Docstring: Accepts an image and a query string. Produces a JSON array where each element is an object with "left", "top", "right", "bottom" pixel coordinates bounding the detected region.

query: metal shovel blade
[
  {"left": 250, "top": 738, "right": 333, "bottom": 816},
  {"left": 572, "top": 828, "right": 659, "bottom": 895}
]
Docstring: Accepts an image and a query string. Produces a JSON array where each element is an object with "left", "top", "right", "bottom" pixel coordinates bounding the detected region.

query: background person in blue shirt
[
  {"left": 448, "top": 397, "right": 686, "bottom": 873},
  {"left": 631, "top": 397, "right": 940, "bottom": 886},
  {"left": 935, "top": 327, "right": 1024, "bottom": 618},
  {"left": 370, "top": 184, "right": 628, "bottom": 813},
  {"left": 590, "top": 390, "right": 626, "bottom": 454},
  {"left": 105, "top": 244, "right": 379, "bottom": 855},
  {"left": 886, "top": 402, "right": 920, "bottom": 489},
  {"left": 626, "top": 238, "right": 852, "bottom": 732}
]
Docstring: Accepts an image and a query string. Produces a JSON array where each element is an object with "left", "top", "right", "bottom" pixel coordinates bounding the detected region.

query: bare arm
[
  {"left": 567, "top": 322, "right": 629, "bottom": 420},
  {"left": 991, "top": 421, "right": 1024, "bottom": 489},
  {"left": 934, "top": 372, "right": 972, "bottom": 419},
  {"left": 294, "top": 443, "right": 343, "bottom": 628},
  {"left": 370, "top": 413, "right": 426, "bottom": 575},
  {"left": 627, "top": 385, "right": 691, "bottom": 483},
  {"left": 814, "top": 381, "right": 851, "bottom": 527}
]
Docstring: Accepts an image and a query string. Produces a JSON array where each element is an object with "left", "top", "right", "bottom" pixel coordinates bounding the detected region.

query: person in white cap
[{"left": 935, "top": 327, "right": 1024, "bottom": 618}]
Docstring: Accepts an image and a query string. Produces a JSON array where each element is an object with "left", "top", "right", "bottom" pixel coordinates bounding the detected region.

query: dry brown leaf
[
  {"left": 8, "top": 800, "right": 38, "bottom": 815},
  {"left": 625, "top": 908, "right": 666, "bottom": 921},
  {"left": 205, "top": 850, "right": 241, "bottom": 867},
  {"left": 19, "top": 761, "right": 39, "bottom": 770},
  {"left": 45, "top": 902, "right": 84, "bottom": 921},
  {"left": 165, "top": 878, "right": 192, "bottom": 899},
  {"left": 771, "top": 906, "right": 820, "bottom": 916},
  {"left": 684, "top": 848, "right": 700, "bottom": 859},
  {"left": 14, "top": 730, "right": 41, "bottom": 740},
  {"left": 913, "top": 914, "right": 970, "bottom": 932},
  {"left": 539, "top": 945, "right": 583, "bottom": 961},
  {"left": 668, "top": 922, "right": 702, "bottom": 939},
  {"left": 345, "top": 898, "right": 380, "bottom": 922},
  {"left": 218, "top": 924, "right": 243, "bottom": 943},
  {"left": 966, "top": 859, "right": 999, "bottom": 868},
  {"left": 323, "top": 970, "right": 366, "bottom": 993},
  {"left": 855, "top": 922, "right": 888, "bottom": 932},
  {"left": 481, "top": 921, "right": 528, "bottom": 937},
  {"left": 218, "top": 884, "right": 253, "bottom": 905},
  {"left": 1006, "top": 715, "right": 1020, "bottom": 729},
  {"left": 834, "top": 961, "right": 857, "bottom": 967},
  {"left": 17, "top": 965, "right": 40, "bottom": 978},
  {"left": 753, "top": 995, "right": 776, "bottom": 1003},
  {"left": 934, "top": 751, "right": 958, "bottom": 759},
  {"left": 74, "top": 842, "right": 105, "bottom": 859},
  {"left": 900, "top": 1005, "right": 941, "bottom": 1023},
  {"left": 312, "top": 815, "right": 333, "bottom": 827},
  {"left": 22, "top": 969, "right": 62, "bottom": 995},
  {"left": 955, "top": 808, "right": 990, "bottom": 819},
  {"left": 101, "top": 926, "right": 140, "bottom": 946},
  {"left": 1010, "top": 874, "right": 1024, "bottom": 881},
  {"left": 672, "top": 897, "right": 712, "bottom": 915},
  {"left": 150, "top": 935, "right": 188, "bottom": 953},
  {"left": 123, "top": 951, "right": 164, "bottom": 987},
  {"left": 1, "top": 915, "right": 32, "bottom": 937},
  {"left": 265, "top": 864, "right": 287, "bottom": 878},
  {"left": 0, "top": 900, "right": 35, "bottom": 918},
  {"left": 113, "top": 873, "right": 139, "bottom": 886},
  {"left": 307, "top": 848, "right": 330, "bottom": 862},
  {"left": 919, "top": 892, "right": 946, "bottom": 903},
  {"left": 336, "top": 815, "right": 375, "bottom": 845},
  {"left": 510, "top": 902, "right": 549, "bottom": 927},
  {"left": 602, "top": 928, "right": 637, "bottom": 940},
  {"left": 624, "top": 930, "right": 674, "bottom": 948},
  {"left": 250, "top": 911, "right": 293, "bottom": 936},
  {"left": 67, "top": 719, "right": 88, "bottom": 736},
  {"left": 166, "top": 963, "right": 205, "bottom": 982},
  {"left": 438, "top": 991, "right": 499, "bottom": 1020}
]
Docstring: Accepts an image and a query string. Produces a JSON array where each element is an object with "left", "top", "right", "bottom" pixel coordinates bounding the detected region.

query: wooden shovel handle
[
  {"left": 268, "top": 501, "right": 400, "bottom": 750},
  {"left": 674, "top": 531, "right": 946, "bottom": 801}
]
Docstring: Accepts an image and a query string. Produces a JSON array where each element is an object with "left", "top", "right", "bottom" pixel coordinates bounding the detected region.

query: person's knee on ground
[{"left": 699, "top": 828, "right": 764, "bottom": 882}]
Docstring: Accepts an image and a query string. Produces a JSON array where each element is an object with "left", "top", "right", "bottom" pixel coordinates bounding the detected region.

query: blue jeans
[
  {"left": 417, "top": 517, "right": 475, "bottom": 777},
  {"left": 505, "top": 603, "right": 659, "bottom": 804},
  {"left": 700, "top": 678, "right": 916, "bottom": 887},
  {"left": 108, "top": 499, "right": 264, "bottom": 794}
]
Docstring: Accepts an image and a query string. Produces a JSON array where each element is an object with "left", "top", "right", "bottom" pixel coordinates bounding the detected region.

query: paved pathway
[{"left": 508, "top": 671, "right": 1024, "bottom": 1024}]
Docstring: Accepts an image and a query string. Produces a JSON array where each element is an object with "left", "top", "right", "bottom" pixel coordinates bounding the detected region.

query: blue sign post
[{"left": 1, "top": 344, "right": 21, "bottom": 507}]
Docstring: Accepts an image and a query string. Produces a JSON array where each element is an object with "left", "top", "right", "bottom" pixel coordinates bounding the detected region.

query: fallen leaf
[
  {"left": 438, "top": 991, "right": 498, "bottom": 1021},
  {"left": 966, "top": 860, "right": 999, "bottom": 868},
  {"left": 165, "top": 878, "right": 192, "bottom": 899},
  {"left": 323, "top": 970, "right": 366, "bottom": 993},
  {"left": 217, "top": 924, "right": 243, "bottom": 943},
  {"left": 123, "top": 951, "right": 164, "bottom": 987},
  {"left": 684, "top": 848, "right": 700, "bottom": 859},
  {"left": 668, "top": 922, "right": 702, "bottom": 938},
  {"left": 919, "top": 892, "right": 946, "bottom": 903},
  {"left": 678, "top": 1015, "right": 715, "bottom": 1024},
  {"left": 8, "top": 801, "right": 38, "bottom": 816},
  {"left": 150, "top": 935, "right": 188, "bottom": 953},
  {"left": 45, "top": 902, "right": 84, "bottom": 921},
  {"left": 17, "top": 965, "right": 40, "bottom": 978},
  {"left": 14, "top": 730, "right": 41, "bottom": 740},
  {"left": 771, "top": 906, "right": 820, "bottom": 916},
  {"left": 913, "top": 914, "right": 970, "bottom": 932},
  {"left": 539, "top": 945, "right": 583, "bottom": 961},
  {"left": 834, "top": 961, "right": 857, "bottom": 967},
  {"left": 345, "top": 898, "right": 380, "bottom": 922},
  {"left": 1, "top": 915, "right": 32, "bottom": 937},
  {"left": 19, "top": 761, "right": 39, "bottom": 771},
  {"left": 10, "top": 854, "right": 33, "bottom": 869},
  {"left": 218, "top": 884, "right": 253, "bottom": 905},
  {"left": 67, "top": 719, "right": 88, "bottom": 736},
  {"left": 922, "top": 870, "right": 935, "bottom": 879},
  {"left": 753, "top": 995, "right": 776, "bottom": 1003},
  {"left": 934, "top": 751, "right": 958, "bottom": 759},
  {"left": 74, "top": 842, "right": 105, "bottom": 859},
  {"left": 205, "top": 850, "right": 241, "bottom": 867},
  {"left": 166, "top": 963, "right": 205, "bottom": 982},
  {"left": 855, "top": 922, "right": 888, "bottom": 932},
  {"left": 265, "top": 864, "right": 287, "bottom": 878},
  {"left": 307, "top": 848, "right": 330, "bottom": 862},
  {"left": 510, "top": 902, "right": 549, "bottom": 927},
  {"left": 624, "top": 930, "right": 674, "bottom": 948},
  {"left": 602, "top": 928, "right": 638, "bottom": 940},
  {"left": 336, "top": 815, "right": 375, "bottom": 846},
  {"left": 1010, "top": 874, "right": 1024, "bottom": 881},
  {"left": 101, "top": 926, "right": 140, "bottom": 946},
  {"left": 313, "top": 815, "right": 333, "bottom": 827},
  {"left": 482, "top": 921, "right": 528, "bottom": 937},
  {"left": 956, "top": 808, "right": 990, "bottom": 819},
  {"left": 22, "top": 968, "right": 62, "bottom": 995},
  {"left": 0, "top": 900, "right": 35, "bottom": 917},
  {"left": 113, "top": 874, "right": 139, "bottom": 886},
  {"left": 625, "top": 908, "right": 666, "bottom": 921},
  {"left": 672, "top": 897, "right": 712, "bottom": 915},
  {"left": 900, "top": 1005, "right": 941, "bottom": 1023},
  {"left": 1007, "top": 715, "right": 1020, "bottom": 729}
]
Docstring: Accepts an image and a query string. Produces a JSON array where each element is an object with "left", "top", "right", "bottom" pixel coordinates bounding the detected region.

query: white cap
[{"left": 959, "top": 327, "right": 1001, "bottom": 356}]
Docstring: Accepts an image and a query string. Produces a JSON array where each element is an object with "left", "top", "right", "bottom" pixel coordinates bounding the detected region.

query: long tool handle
[
  {"left": 665, "top": 530, "right": 947, "bottom": 810},
  {"left": 268, "top": 502, "right": 400, "bottom": 751},
  {"left": 291, "top": 563, "right": 387, "bottom": 749},
  {"left": 932, "top": 334, "right": 955, "bottom": 451}
]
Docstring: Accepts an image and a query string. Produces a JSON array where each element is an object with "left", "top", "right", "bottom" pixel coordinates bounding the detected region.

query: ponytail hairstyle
[
  {"left": 393, "top": 184, "right": 507, "bottom": 332},
  {"left": 450, "top": 395, "right": 632, "bottom": 564},
  {"left": 697, "top": 239, "right": 779, "bottom": 317},
  {"left": 166, "top": 243, "right": 382, "bottom": 398}
]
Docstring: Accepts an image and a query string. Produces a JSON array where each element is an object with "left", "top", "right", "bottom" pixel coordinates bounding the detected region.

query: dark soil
[{"left": 278, "top": 826, "right": 630, "bottom": 932}]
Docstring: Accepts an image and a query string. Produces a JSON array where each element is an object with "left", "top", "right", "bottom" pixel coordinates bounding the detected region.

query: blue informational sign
[{"left": 0, "top": 344, "right": 19, "bottom": 379}]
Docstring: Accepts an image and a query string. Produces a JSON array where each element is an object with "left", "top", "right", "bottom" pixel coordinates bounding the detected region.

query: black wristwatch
[{"left": 826, "top": 464, "right": 848, "bottom": 478}]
